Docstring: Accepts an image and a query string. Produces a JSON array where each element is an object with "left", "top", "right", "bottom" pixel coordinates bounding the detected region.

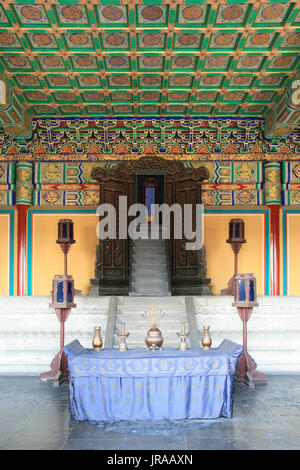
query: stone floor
[{"left": 0, "top": 375, "right": 300, "bottom": 450}]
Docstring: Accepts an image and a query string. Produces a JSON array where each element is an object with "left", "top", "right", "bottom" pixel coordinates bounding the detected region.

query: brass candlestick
[
  {"left": 177, "top": 322, "right": 189, "bottom": 351},
  {"left": 117, "top": 322, "right": 130, "bottom": 351}
]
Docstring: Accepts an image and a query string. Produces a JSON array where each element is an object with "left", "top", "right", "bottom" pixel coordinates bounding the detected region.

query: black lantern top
[
  {"left": 56, "top": 219, "right": 75, "bottom": 245},
  {"left": 227, "top": 218, "right": 246, "bottom": 244}
]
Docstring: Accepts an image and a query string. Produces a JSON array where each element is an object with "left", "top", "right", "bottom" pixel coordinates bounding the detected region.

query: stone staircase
[
  {"left": 113, "top": 296, "right": 188, "bottom": 349},
  {"left": 130, "top": 232, "right": 170, "bottom": 296}
]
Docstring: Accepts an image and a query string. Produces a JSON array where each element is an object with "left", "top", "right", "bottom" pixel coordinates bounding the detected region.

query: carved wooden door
[
  {"left": 173, "top": 177, "right": 202, "bottom": 280},
  {"left": 97, "top": 178, "right": 129, "bottom": 286}
]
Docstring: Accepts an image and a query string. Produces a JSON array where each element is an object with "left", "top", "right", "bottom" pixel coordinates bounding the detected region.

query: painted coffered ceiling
[{"left": 0, "top": 1, "right": 299, "bottom": 140}]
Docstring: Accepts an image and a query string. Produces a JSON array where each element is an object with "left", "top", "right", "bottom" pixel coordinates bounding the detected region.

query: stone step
[
  {"left": 131, "top": 279, "right": 169, "bottom": 287},
  {"left": 114, "top": 322, "right": 188, "bottom": 333},
  {"left": 132, "top": 255, "right": 168, "bottom": 263},
  {"left": 131, "top": 259, "right": 167, "bottom": 267},
  {"left": 118, "top": 296, "right": 185, "bottom": 305},
  {"left": 131, "top": 266, "right": 168, "bottom": 275},
  {"left": 116, "top": 312, "right": 186, "bottom": 321},
  {"left": 132, "top": 245, "right": 165, "bottom": 252},
  {"left": 131, "top": 271, "right": 168, "bottom": 278},
  {"left": 130, "top": 292, "right": 171, "bottom": 297}
]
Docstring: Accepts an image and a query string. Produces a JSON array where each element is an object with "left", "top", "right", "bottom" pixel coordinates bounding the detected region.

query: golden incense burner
[{"left": 143, "top": 306, "right": 164, "bottom": 351}]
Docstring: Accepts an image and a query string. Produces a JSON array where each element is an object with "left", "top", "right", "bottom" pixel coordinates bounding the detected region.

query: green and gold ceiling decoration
[{"left": 0, "top": 1, "right": 299, "bottom": 144}]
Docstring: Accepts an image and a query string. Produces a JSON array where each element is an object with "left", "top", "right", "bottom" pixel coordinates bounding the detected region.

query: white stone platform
[
  {"left": 193, "top": 295, "right": 300, "bottom": 374},
  {"left": 0, "top": 295, "right": 299, "bottom": 375},
  {"left": 0, "top": 296, "right": 110, "bottom": 375}
]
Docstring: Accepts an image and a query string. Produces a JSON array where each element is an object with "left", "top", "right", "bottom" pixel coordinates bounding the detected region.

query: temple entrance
[{"left": 90, "top": 156, "right": 212, "bottom": 296}]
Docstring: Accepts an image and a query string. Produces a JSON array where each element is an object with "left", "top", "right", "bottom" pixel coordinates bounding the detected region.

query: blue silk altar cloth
[{"left": 63, "top": 339, "right": 243, "bottom": 421}]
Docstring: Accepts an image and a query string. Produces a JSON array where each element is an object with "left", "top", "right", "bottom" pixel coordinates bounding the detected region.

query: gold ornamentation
[
  {"left": 181, "top": 5, "right": 203, "bottom": 21},
  {"left": 43, "top": 163, "right": 61, "bottom": 182},
  {"left": 0, "top": 33, "right": 16, "bottom": 46},
  {"left": 250, "top": 33, "right": 270, "bottom": 46},
  {"left": 32, "top": 33, "right": 53, "bottom": 46},
  {"left": 82, "top": 190, "right": 99, "bottom": 205},
  {"left": 261, "top": 4, "right": 284, "bottom": 21},
  {"left": 221, "top": 5, "right": 243, "bottom": 21},
  {"left": 69, "top": 33, "right": 89, "bottom": 46},
  {"left": 61, "top": 5, "right": 83, "bottom": 21},
  {"left": 265, "top": 168, "right": 280, "bottom": 183},
  {"left": 178, "top": 33, "right": 198, "bottom": 46},
  {"left": 142, "top": 33, "right": 161, "bottom": 46},
  {"left": 214, "top": 33, "right": 234, "bottom": 46},
  {"left": 20, "top": 5, "right": 43, "bottom": 21},
  {"left": 236, "top": 162, "right": 254, "bottom": 181},
  {"left": 141, "top": 5, "right": 163, "bottom": 22},
  {"left": 102, "top": 6, "right": 123, "bottom": 22}
]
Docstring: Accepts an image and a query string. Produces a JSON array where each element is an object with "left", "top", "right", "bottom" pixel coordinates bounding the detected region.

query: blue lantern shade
[
  {"left": 227, "top": 219, "right": 245, "bottom": 244},
  {"left": 50, "top": 275, "right": 76, "bottom": 309},
  {"left": 249, "top": 280, "right": 255, "bottom": 302},
  {"left": 238, "top": 280, "right": 246, "bottom": 302},
  {"left": 57, "top": 219, "right": 75, "bottom": 244},
  {"left": 67, "top": 281, "right": 73, "bottom": 303},
  {"left": 57, "top": 281, "right": 64, "bottom": 303},
  {"left": 232, "top": 273, "right": 258, "bottom": 308}
]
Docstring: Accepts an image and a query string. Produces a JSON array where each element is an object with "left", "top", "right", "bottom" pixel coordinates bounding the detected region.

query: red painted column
[
  {"left": 17, "top": 204, "right": 28, "bottom": 296},
  {"left": 269, "top": 205, "right": 281, "bottom": 296},
  {"left": 15, "top": 162, "right": 33, "bottom": 296},
  {"left": 264, "top": 162, "right": 281, "bottom": 296}
]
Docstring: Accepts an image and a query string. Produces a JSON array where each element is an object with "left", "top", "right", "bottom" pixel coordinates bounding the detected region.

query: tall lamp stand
[{"left": 40, "top": 219, "right": 76, "bottom": 387}]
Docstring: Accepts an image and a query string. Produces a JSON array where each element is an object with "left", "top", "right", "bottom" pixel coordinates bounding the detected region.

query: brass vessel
[
  {"left": 92, "top": 326, "right": 103, "bottom": 351},
  {"left": 201, "top": 325, "right": 212, "bottom": 350},
  {"left": 145, "top": 326, "right": 164, "bottom": 351}
]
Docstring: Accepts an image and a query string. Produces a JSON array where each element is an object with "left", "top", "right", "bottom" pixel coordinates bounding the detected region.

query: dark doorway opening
[{"left": 136, "top": 174, "right": 165, "bottom": 224}]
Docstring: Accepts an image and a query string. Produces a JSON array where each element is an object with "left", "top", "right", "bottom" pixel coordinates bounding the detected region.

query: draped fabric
[{"left": 64, "top": 340, "right": 242, "bottom": 421}]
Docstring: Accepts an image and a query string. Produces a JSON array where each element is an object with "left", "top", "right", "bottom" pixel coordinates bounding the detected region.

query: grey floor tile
[
  {"left": 62, "top": 438, "right": 125, "bottom": 450},
  {"left": 124, "top": 434, "right": 188, "bottom": 450},
  {"left": 187, "top": 437, "right": 251, "bottom": 450},
  {"left": 0, "top": 375, "right": 300, "bottom": 450}
]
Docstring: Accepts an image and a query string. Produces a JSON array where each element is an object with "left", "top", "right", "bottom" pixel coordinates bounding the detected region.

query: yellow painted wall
[
  {"left": 31, "top": 209, "right": 266, "bottom": 296},
  {"left": 204, "top": 211, "right": 265, "bottom": 295},
  {"left": 0, "top": 213, "right": 11, "bottom": 295},
  {"left": 285, "top": 212, "right": 300, "bottom": 295},
  {"left": 32, "top": 212, "right": 99, "bottom": 296}
]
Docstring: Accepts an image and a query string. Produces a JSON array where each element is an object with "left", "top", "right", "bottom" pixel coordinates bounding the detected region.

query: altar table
[{"left": 63, "top": 339, "right": 243, "bottom": 421}]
